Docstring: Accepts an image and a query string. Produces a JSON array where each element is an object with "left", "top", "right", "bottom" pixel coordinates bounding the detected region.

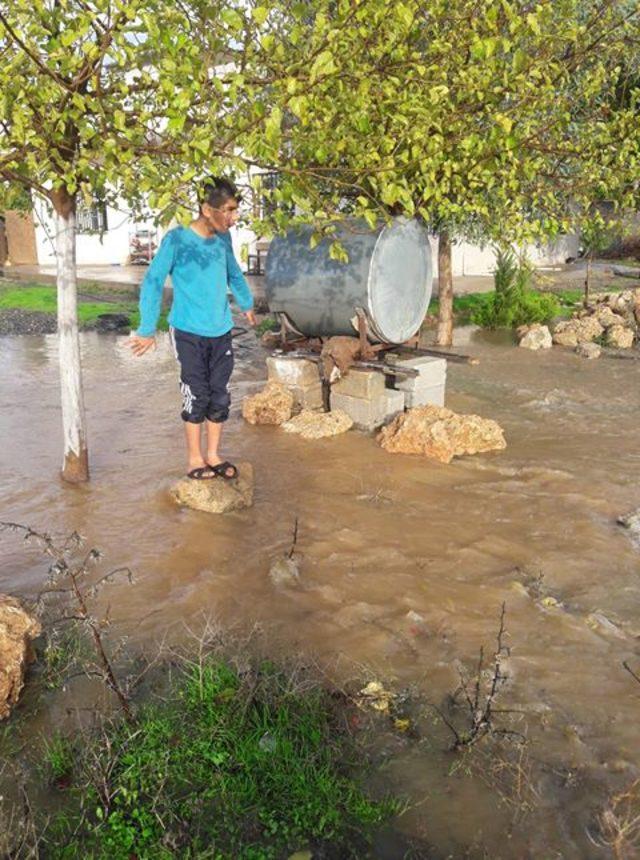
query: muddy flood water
[{"left": 1, "top": 327, "right": 639, "bottom": 858}]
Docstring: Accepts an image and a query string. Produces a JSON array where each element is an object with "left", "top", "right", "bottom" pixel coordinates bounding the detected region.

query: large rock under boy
[
  {"left": 0, "top": 595, "right": 41, "bottom": 720},
  {"left": 378, "top": 405, "right": 506, "bottom": 463},
  {"left": 242, "top": 382, "right": 294, "bottom": 425},
  {"left": 171, "top": 463, "right": 254, "bottom": 513}
]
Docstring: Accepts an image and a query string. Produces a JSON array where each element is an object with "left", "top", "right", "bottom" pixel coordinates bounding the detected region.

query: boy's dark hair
[{"left": 200, "top": 177, "right": 240, "bottom": 210}]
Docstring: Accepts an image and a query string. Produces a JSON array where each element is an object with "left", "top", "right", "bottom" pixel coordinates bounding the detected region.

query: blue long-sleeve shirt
[{"left": 137, "top": 226, "right": 254, "bottom": 337}]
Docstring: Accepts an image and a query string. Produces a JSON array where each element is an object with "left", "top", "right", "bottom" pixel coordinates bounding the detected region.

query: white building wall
[
  {"left": 429, "top": 233, "right": 580, "bottom": 278},
  {"left": 33, "top": 197, "right": 254, "bottom": 271},
  {"left": 33, "top": 194, "right": 580, "bottom": 279}
]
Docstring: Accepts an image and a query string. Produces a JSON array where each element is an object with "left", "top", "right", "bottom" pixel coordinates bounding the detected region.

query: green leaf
[
  {"left": 252, "top": 7, "right": 268, "bottom": 25},
  {"left": 310, "top": 50, "right": 337, "bottom": 82},
  {"left": 221, "top": 8, "right": 244, "bottom": 31}
]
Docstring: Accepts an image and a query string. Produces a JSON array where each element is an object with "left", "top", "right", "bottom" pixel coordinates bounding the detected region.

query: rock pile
[
  {"left": 378, "top": 404, "right": 506, "bottom": 463},
  {"left": 552, "top": 288, "right": 639, "bottom": 351}
]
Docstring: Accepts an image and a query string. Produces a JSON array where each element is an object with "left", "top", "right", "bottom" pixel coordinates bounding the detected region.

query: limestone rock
[
  {"left": 553, "top": 317, "right": 604, "bottom": 346},
  {"left": 281, "top": 409, "right": 353, "bottom": 439},
  {"left": 242, "top": 382, "right": 293, "bottom": 425},
  {"left": 171, "top": 462, "right": 253, "bottom": 513},
  {"left": 606, "top": 325, "right": 635, "bottom": 349},
  {"left": 552, "top": 322, "right": 579, "bottom": 347},
  {"left": 575, "top": 342, "right": 601, "bottom": 360},
  {"left": 0, "top": 595, "right": 41, "bottom": 720},
  {"left": 378, "top": 405, "right": 506, "bottom": 464},
  {"left": 517, "top": 324, "right": 552, "bottom": 350},
  {"left": 618, "top": 507, "right": 640, "bottom": 547},
  {"left": 269, "top": 556, "right": 300, "bottom": 587},
  {"left": 594, "top": 305, "right": 626, "bottom": 329}
]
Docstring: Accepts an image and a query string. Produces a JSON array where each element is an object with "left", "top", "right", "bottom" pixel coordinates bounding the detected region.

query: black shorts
[{"left": 170, "top": 327, "right": 234, "bottom": 423}]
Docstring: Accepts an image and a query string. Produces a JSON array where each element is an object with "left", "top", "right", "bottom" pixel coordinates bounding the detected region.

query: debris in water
[
  {"left": 617, "top": 507, "right": 640, "bottom": 549},
  {"left": 586, "top": 612, "right": 627, "bottom": 639},
  {"left": 269, "top": 556, "right": 300, "bottom": 587},
  {"left": 358, "top": 681, "right": 395, "bottom": 712}
]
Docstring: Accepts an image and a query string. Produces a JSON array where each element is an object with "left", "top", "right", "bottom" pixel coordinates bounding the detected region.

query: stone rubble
[
  {"left": 281, "top": 409, "right": 353, "bottom": 439},
  {"left": 378, "top": 404, "right": 506, "bottom": 463},
  {"left": 242, "top": 382, "right": 294, "bottom": 425},
  {"left": 552, "top": 287, "right": 639, "bottom": 350}
]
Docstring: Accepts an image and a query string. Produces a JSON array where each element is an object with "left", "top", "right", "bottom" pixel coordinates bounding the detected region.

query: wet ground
[{"left": 1, "top": 328, "right": 639, "bottom": 858}]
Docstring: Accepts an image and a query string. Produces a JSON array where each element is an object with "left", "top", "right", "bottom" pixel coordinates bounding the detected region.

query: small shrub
[
  {"left": 471, "top": 249, "right": 561, "bottom": 329},
  {"left": 41, "top": 735, "right": 75, "bottom": 784},
  {"left": 254, "top": 315, "right": 279, "bottom": 336},
  {"left": 45, "top": 659, "right": 398, "bottom": 858}
]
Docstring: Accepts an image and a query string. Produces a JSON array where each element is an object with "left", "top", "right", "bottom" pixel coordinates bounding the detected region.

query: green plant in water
[
  {"left": 42, "top": 735, "right": 75, "bottom": 784},
  {"left": 46, "top": 659, "right": 398, "bottom": 858},
  {"left": 254, "top": 315, "right": 279, "bottom": 336},
  {"left": 471, "top": 249, "right": 560, "bottom": 329}
]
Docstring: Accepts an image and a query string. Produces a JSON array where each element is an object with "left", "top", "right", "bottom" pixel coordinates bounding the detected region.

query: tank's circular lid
[{"left": 367, "top": 218, "right": 432, "bottom": 344}]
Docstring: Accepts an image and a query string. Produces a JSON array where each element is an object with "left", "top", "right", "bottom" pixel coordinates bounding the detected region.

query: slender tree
[{"left": 0, "top": 0, "right": 331, "bottom": 480}]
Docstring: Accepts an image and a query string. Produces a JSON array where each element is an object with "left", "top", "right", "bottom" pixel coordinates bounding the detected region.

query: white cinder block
[
  {"left": 267, "top": 356, "right": 320, "bottom": 387},
  {"left": 404, "top": 384, "right": 445, "bottom": 409},
  {"left": 384, "top": 354, "right": 447, "bottom": 391},
  {"left": 332, "top": 369, "right": 386, "bottom": 399}
]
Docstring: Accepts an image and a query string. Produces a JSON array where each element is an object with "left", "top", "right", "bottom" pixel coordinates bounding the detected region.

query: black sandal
[
  {"left": 208, "top": 460, "right": 238, "bottom": 480},
  {"left": 187, "top": 465, "right": 218, "bottom": 480}
]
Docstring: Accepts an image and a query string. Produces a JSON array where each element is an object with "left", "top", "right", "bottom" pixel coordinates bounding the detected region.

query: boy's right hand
[{"left": 129, "top": 334, "right": 156, "bottom": 356}]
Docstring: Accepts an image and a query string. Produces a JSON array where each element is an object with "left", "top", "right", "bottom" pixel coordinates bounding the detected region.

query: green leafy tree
[
  {"left": 246, "top": 0, "right": 639, "bottom": 345},
  {"left": 0, "top": 0, "right": 435, "bottom": 481}
]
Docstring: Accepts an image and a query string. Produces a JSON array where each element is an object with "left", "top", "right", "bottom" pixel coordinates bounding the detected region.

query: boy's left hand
[{"left": 244, "top": 310, "right": 257, "bottom": 327}]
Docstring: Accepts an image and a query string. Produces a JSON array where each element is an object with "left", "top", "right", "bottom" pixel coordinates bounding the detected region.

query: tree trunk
[
  {"left": 435, "top": 229, "right": 453, "bottom": 347},
  {"left": 51, "top": 189, "right": 89, "bottom": 483},
  {"left": 583, "top": 254, "right": 592, "bottom": 309}
]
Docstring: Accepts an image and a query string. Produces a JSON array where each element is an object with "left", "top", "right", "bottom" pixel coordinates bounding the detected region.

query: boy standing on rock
[{"left": 130, "top": 178, "right": 256, "bottom": 480}]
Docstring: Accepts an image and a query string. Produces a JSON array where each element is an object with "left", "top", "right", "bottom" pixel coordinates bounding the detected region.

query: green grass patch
[
  {"left": 0, "top": 282, "right": 169, "bottom": 331},
  {"left": 45, "top": 659, "right": 397, "bottom": 858},
  {"left": 428, "top": 292, "right": 493, "bottom": 324}
]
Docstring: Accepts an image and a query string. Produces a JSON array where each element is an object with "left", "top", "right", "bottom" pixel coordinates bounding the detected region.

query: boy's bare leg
[
  {"left": 184, "top": 421, "right": 208, "bottom": 472},
  {"left": 205, "top": 419, "right": 224, "bottom": 466},
  {"left": 205, "top": 421, "right": 236, "bottom": 477}
]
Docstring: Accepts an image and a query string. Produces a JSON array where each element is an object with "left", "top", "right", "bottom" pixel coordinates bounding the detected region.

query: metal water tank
[{"left": 264, "top": 217, "right": 432, "bottom": 344}]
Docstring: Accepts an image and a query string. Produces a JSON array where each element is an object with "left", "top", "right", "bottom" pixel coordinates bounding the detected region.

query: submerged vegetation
[
  {"left": 0, "top": 524, "right": 399, "bottom": 858},
  {"left": 38, "top": 658, "right": 397, "bottom": 859}
]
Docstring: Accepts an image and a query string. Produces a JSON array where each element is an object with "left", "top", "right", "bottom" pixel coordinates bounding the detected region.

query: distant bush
[{"left": 471, "top": 250, "right": 561, "bottom": 329}]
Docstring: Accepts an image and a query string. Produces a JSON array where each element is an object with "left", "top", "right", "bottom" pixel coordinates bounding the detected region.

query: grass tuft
[{"left": 45, "top": 658, "right": 397, "bottom": 858}]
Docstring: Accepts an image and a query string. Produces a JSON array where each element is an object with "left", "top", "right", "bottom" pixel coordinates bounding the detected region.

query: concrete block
[
  {"left": 385, "top": 355, "right": 446, "bottom": 392},
  {"left": 331, "top": 388, "right": 405, "bottom": 432},
  {"left": 267, "top": 356, "right": 320, "bottom": 388},
  {"left": 404, "top": 384, "right": 445, "bottom": 409},
  {"left": 384, "top": 388, "right": 406, "bottom": 418},
  {"left": 290, "top": 382, "right": 324, "bottom": 412},
  {"left": 332, "top": 369, "right": 386, "bottom": 399}
]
